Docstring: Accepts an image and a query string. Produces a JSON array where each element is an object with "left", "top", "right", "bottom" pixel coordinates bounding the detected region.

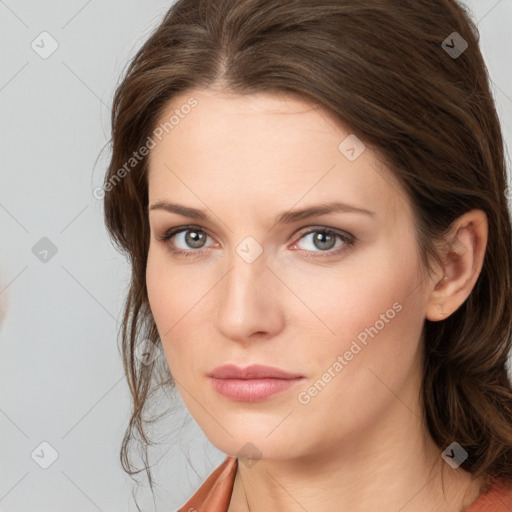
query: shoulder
[
  {"left": 177, "top": 456, "right": 238, "bottom": 512},
  {"left": 462, "top": 479, "right": 512, "bottom": 512}
]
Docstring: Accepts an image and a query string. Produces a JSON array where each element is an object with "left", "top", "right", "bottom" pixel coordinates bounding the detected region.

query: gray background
[{"left": 0, "top": 1, "right": 511, "bottom": 511}]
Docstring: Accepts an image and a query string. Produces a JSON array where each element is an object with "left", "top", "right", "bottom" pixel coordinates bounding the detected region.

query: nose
[{"left": 215, "top": 247, "right": 285, "bottom": 344}]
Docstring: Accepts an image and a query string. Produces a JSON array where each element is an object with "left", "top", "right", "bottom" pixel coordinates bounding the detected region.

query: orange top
[{"left": 177, "top": 455, "right": 512, "bottom": 512}]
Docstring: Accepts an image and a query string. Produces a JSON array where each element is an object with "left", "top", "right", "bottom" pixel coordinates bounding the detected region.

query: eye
[
  {"left": 156, "top": 225, "right": 356, "bottom": 259},
  {"left": 156, "top": 225, "right": 216, "bottom": 257},
  {"left": 291, "top": 227, "right": 355, "bottom": 258}
]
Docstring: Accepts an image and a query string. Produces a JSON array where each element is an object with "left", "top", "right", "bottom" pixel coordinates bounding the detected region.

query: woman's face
[{"left": 146, "top": 88, "right": 434, "bottom": 461}]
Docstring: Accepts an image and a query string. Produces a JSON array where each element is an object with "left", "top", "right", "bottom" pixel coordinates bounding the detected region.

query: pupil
[
  {"left": 314, "top": 232, "right": 335, "bottom": 250},
  {"left": 186, "top": 230, "right": 205, "bottom": 248}
]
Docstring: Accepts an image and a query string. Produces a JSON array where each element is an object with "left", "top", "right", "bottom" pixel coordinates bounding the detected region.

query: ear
[{"left": 425, "top": 209, "right": 488, "bottom": 322}]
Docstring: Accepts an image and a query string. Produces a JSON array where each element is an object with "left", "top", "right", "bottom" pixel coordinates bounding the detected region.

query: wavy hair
[{"left": 101, "top": 0, "right": 512, "bottom": 493}]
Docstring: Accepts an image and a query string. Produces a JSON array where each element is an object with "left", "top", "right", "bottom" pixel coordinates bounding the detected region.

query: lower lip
[{"left": 210, "top": 377, "right": 304, "bottom": 402}]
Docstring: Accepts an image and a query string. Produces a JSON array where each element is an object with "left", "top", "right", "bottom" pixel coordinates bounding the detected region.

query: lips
[
  {"left": 208, "top": 364, "right": 305, "bottom": 402},
  {"left": 207, "top": 364, "right": 303, "bottom": 380}
]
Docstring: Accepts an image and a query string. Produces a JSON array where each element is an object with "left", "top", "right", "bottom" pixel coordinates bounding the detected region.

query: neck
[{"left": 228, "top": 390, "right": 483, "bottom": 512}]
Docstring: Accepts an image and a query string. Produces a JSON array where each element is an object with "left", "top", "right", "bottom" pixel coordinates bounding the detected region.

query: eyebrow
[{"left": 148, "top": 200, "right": 375, "bottom": 224}]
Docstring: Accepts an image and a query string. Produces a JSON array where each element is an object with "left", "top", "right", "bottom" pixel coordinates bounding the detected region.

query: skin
[{"left": 145, "top": 87, "right": 488, "bottom": 512}]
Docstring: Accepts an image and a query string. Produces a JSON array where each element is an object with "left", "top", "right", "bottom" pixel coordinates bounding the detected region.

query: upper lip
[{"left": 208, "top": 364, "right": 303, "bottom": 380}]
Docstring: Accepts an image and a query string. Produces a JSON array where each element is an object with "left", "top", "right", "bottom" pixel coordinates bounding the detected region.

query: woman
[{"left": 101, "top": 0, "right": 512, "bottom": 510}]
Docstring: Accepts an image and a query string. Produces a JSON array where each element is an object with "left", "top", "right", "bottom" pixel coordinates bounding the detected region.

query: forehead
[{"left": 147, "top": 88, "right": 407, "bottom": 223}]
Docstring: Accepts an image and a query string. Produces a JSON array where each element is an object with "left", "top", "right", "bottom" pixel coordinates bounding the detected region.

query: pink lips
[{"left": 208, "top": 364, "right": 304, "bottom": 402}]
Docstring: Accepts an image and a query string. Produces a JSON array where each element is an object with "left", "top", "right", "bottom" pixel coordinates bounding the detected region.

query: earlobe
[{"left": 425, "top": 210, "right": 488, "bottom": 322}]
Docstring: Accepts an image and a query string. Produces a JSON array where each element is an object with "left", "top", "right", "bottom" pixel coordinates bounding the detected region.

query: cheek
[
  {"left": 286, "top": 271, "right": 425, "bottom": 448},
  {"left": 286, "top": 246, "right": 420, "bottom": 339},
  {"left": 146, "top": 246, "right": 202, "bottom": 327},
  {"left": 297, "top": 256, "right": 425, "bottom": 407},
  {"left": 285, "top": 248, "right": 426, "bottom": 395},
  {"left": 146, "top": 252, "right": 183, "bottom": 356},
  {"left": 145, "top": 249, "right": 213, "bottom": 375}
]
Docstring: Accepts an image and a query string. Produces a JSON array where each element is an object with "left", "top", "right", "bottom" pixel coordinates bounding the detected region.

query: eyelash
[{"left": 156, "top": 225, "right": 356, "bottom": 259}]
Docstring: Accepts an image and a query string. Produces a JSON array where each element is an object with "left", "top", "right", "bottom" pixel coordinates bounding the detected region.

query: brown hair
[{"left": 102, "top": 0, "right": 512, "bottom": 493}]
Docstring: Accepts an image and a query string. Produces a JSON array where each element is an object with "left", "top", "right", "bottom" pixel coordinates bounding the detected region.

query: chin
[{"left": 205, "top": 429, "right": 298, "bottom": 461}]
